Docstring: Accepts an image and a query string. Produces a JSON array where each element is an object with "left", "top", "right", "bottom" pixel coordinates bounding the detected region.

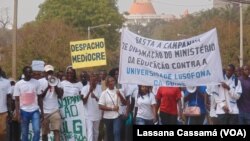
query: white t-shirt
[
  {"left": 39, "top": 78, "right": 62, "bottom": 114},
  {"left": 81, "top": 84, "right": 102, "bottom": 121},
  {"left": 0, "top": 77, "right": 11, "bottom": 113},
  {"left": 135, "top": 93, "right": 156, "bottom": 120},
  {"left": 61, "top": 80, "right": 83, "bottom": 98},
  {"left": 13, "top": 78, "right": 41, "bottom": 112},
  {"left": 118, "top": 84, "right": 138, "bottom": 115},
  {"left": 99, "top": 88, "right": 123, "bottom": 119}
]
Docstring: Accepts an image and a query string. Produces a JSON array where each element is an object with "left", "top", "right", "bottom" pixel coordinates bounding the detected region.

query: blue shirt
[{"left": 184, "top": 86, "right": 207, "bottom": 114}]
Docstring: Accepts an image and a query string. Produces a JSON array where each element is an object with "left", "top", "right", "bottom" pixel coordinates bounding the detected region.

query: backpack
[{"left": 234, "top": 77, "right": 238, "bottom": 87}]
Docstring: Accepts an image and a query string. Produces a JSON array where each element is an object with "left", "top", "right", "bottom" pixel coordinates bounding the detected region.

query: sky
[{"left": 0, "top": 0, "right": 213, "bottom": 28}]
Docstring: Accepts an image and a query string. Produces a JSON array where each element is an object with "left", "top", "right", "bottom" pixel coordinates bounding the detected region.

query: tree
[
  {"left": 36, "top": 0, "right": 124, "bottom": 69},
  {"left": 137, "top": 7, "right": 246, "bottom": 67},
  {"left": 2, "top": 20, "right": 84, "bottom": 77},
  {"left": 0, "top": 8, "right": 11, "bottom": 29},
  {"left": 36, "top": 0, "right": 123, "bottom": 49}
]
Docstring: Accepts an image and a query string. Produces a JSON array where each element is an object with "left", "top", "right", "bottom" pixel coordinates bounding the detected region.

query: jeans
[
  {"left": 20, "top": 109, "right": 40, "bottom": 141},
  {"left": 135, "top": 117, "right": 153, "bottom": 125},
  {"left": 238, "top": 112, "right": 250, "bottom": 125},
  {"left": 103, "top": 117, "right": 121, "bottom": 141}
]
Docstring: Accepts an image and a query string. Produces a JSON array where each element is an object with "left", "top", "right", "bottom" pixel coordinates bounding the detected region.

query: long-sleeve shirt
[{"left": 214, "top": 75, "right": 242, "bottom": 114}]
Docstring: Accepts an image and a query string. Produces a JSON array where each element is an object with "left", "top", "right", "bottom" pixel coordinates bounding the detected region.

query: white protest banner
[
  {"left": 59, "top": 95, "right": 87, "bottom": 141},
  {"left": 28, "top": 96, "right": 86, "bottom": 141},
  {"left": 118, "top": 28, "right": 224, "bottom": 87}
]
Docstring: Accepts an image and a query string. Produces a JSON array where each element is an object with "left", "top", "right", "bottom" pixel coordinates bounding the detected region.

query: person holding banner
[
  {"left": 61, "top": 66, "right": 83, "bottom": 97},
  {"left": 81, "top": 72, "right": 102, "bottom": 141},
  {"left": 99, "top": 75, "right": 127, "bottom": 141},
  {"left": 214, "top": 64, "right": 242, "bottom": 125},
  {"left": 13, "top": 66, "right": 43, "bottom": 141},
  {"left": 60, "top": 66, "right": 85, "bottom": 140},
  {"left": 39, "top": 65, "right": 63, "bottom": 141}
]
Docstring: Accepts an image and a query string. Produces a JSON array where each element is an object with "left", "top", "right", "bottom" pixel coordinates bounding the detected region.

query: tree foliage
[
  {"left": 36, "top": 0, "right": 124, "bottom": 50},
  {"left": 2, "top": 20, "right": 83, "bottom": 77}
]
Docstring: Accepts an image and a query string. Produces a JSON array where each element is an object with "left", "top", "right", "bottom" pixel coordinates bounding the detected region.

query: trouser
[
  {"left": 238, "top": 112, "right": 250, "bottom": 125},
  {"left": 217, "top": 114, "right": 238, "bottom": 125},
  {"left": 20, "top": 110, "right": 40, "bottom": 141},
  {"left": 0, "top": 112, "right": 8, "bottom": 141},
  {"left": 85, "top": 119, "right": 100, "bottom": 141},
  {"left": 103, "top": 117, "right": 121, "bottom": 141}
]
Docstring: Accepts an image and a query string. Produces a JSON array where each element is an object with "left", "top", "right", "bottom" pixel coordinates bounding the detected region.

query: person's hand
[
  {"left": 178, "top": 110, "right": 183, "bottom": 121},
  {"left": 89, "top": 85, "right": 94, "bottom": 93},
  {"left": 223, "top": 105, "right": 229, "bottom": 113},
  {"left": 113, "top": 106, "right": 119, "bottom": 112},
  {"left": 40, "top": 112, "right": 44, "bottom": 122},
  {"left": 153, "top": 117, "right": 158, "bottom": 125},
  {"left": 221, "top": 82, "right": 230, "bottom": 90},
  {"left": 116, "top": 90, "right": 122, "bottom": 98},
  {"left": 123, "top": 112, "right": 129, "bottom": 119},
  {"left": 91, "top": 93, "right": 98, "bottom": 101},
  {"left": 13, "top": 110, "right": 20, "bottom": 122}
]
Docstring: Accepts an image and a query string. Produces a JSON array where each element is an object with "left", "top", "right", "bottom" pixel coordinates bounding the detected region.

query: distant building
[{"left": 124, "top": 0, "right": 176, "bottom": 26}]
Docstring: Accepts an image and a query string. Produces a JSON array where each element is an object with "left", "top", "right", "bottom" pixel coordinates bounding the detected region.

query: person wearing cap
[
  {"left": 31, "top": 60, "right": 45, "bottom": 80},
  {"left": 0, "top": 67, "right": 11, "bottom": 140},
  {"left": 13, "top": 66, "right": 43, "bottom": 141},
  {"left": 39, "top": 65, "right": 63, "bottom": 141}
]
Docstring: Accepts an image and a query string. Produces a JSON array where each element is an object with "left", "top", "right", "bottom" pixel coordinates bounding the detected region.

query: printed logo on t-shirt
[{"left": 20, "top": 92, "right": 36, "bottom": 105}]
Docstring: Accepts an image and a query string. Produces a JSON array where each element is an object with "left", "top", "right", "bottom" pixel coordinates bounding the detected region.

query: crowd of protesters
[{"left": 0, "top": 61, "right": 249, "bottom": 141}]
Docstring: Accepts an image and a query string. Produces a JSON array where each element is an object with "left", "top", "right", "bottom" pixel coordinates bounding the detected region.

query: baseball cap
[{"left": 44, "top": 65, "right": 54, "bottom": 72}]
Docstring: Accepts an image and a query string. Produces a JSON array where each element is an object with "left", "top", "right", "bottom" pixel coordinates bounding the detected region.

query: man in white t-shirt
[
  {"left": 13, "top": 66, "right": 43, "bottom": 141},
  {"left": 0, "top": 67, "right": 11, "bottom": 140},
  {"left": 39, "top": 65, "right": 63, "bottom": 141},
  {"left": 81, "top": 72, "right": 102, "bottom": 141}
]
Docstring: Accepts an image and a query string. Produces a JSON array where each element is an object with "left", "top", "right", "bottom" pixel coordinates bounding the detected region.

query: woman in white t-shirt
[
  {"left": 98, "top": 75, "right": 127, "bottom": 141},
  {"left": 61, "top": 67, "right": 83, "bottom": 98},
  {"left": 134, "top": 85, "right": 157, "bottom": 125},
  {"left": 60, "top": 66, "right": 84, "bottom": 140}
]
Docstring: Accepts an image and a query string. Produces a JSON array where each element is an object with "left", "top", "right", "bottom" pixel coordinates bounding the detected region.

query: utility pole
[
  {"left": 12, "top": 0, "right": 17, "bottom": 79},
  {"left": 222, "top": 0, "right": 250, "bottom": 66},
  {"left": 239, "top": 3, "right": 243, "bottom": 67}
]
